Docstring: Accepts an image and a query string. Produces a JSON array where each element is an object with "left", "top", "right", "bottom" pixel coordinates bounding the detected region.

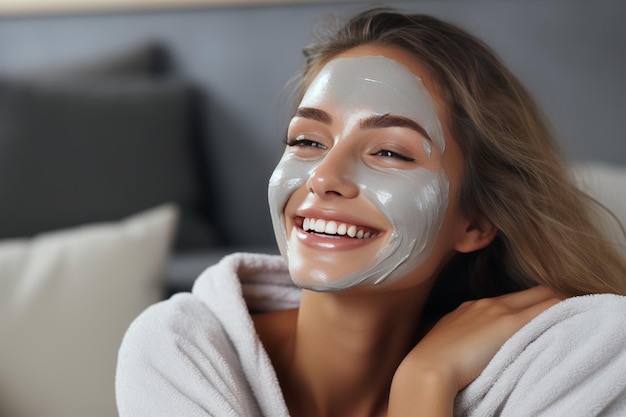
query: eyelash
[
  {"left": 284, "top": 137, "right": 416, "bottom": 162},
  {"left": 374, "top": 149, "right": 415, "bottom": 162},
  {"left": 283, "top": 137, "right": 327, "bottom": 149}
]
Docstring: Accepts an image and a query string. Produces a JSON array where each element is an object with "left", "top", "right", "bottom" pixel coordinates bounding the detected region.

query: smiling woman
[
  {"left": 116, "top": 6, "right": 626, "bottom": 417},
  {"left": 270, "top": 52, "right": 454, "bottom": 291}
]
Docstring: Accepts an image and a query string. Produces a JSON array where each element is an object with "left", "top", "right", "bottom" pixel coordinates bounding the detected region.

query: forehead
[{"left": 300, "top": 55, "right": 446, "bottom": 151}]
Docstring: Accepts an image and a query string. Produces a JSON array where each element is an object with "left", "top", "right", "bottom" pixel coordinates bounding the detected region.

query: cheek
[
  {"left": 403, "top": 173, "right": 448, "bottom": 250},
  {"left": 268, "top": 155, "right": 314, "bottom": 214},
  {"left": 268, "top": 154, "right": 316, "bottom": 255},
  {"left": 360, "top": 166, "right": 448, "bottom": 234},
  {"left": 360, "top": 167, "right": 450, "bottom": 286}
]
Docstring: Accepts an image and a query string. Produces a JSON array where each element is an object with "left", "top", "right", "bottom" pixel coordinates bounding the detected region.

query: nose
[{"left": 306, "top": 145, "right": 360, "bottom": 199}]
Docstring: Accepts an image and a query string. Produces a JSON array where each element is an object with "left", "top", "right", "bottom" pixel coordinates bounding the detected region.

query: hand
[{"left": 388, "top": 286, "right": 562, "bottom": 416}]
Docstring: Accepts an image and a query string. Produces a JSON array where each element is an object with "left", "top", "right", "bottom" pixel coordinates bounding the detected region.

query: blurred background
[
  {"left": 0, "top": 1, "right": 624, "bottom": 416},
  {"left": 1, "top": 0, "right": 624, "bottom": 252}
]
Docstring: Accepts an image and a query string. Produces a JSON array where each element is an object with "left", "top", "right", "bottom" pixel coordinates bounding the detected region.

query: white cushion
[
  {"left": 0, "top": 204, "right": 178, "bottom": 417},
  {"left": 571, "top": 161, "right": 626, "bottom": 253}
]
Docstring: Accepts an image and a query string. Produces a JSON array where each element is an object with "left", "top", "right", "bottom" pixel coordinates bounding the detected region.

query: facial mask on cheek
[
  {"left": 268, "top": 152, "right": 312, "bottom": 261},
  {"left": 357, "top": 166, "right": 449, "bottom": 287},
  {"left": 268, "top": 55, "right": 450, "bottom": 290},
  {"left": 268, "top": 152, "right": 449, "bottom": 290}
]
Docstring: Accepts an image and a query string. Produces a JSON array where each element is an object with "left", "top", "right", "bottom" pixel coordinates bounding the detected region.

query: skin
[
  {"left": 268, "top": 55, "right": 450, "bottom": 291},
  {"left": 254, "top": 44, "right": 562, "bottom": 417}
]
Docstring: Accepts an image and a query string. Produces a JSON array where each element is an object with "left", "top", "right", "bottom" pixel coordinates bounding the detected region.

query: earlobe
[{"left": 454, "top": 217, "right": 498, "bottom": 253}]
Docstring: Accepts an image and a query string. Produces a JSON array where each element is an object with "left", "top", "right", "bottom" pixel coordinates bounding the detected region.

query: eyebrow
[
  {"left": 359, "top": 114, "right": 431, "bottom": 141},
  {"left": 294, "top": 107, "right": 431, "bottom": 142},
  {"left": 294, "top": 107, "right": 332, "bottom": 124}
]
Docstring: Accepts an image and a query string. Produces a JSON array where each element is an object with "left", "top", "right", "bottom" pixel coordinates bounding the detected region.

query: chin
[
  {"left": 288, "top": 268, "right": 348, "bottom": 292},
  {"left": 288, "top": 264, "right": 386, "bottom": 292}
]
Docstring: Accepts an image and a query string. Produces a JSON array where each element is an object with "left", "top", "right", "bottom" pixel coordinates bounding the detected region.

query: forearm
[{"left": 388, "top": 364, "right": 457, "bottom": 417}]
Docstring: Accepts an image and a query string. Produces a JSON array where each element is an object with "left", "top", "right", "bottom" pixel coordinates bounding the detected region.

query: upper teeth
[{"left": 302, "top": 217, "right": 374, "bottom": 239}]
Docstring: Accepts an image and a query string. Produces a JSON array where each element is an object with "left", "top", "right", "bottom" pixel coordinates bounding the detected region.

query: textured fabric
[
  {"left": 117, "top": 253, "right": 626, "bottom": 416},
  {"left": 0, "top": 204, "right": 178, "bottom": 417},
  {"left": 116, "top": 253, "right": 299, "bottom": 417},
  {"left": 455, "top": 293, "right": 626, "bottom": 416}
]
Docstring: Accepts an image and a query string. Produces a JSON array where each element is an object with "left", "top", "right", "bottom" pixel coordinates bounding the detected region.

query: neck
[{"left": 282, "top": 284, "right": 432, "bottom": 417}]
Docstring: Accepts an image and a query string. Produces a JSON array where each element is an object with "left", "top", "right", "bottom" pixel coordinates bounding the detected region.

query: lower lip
[{"left": 294, "top": 227, "right": 381, "bottom": 250}]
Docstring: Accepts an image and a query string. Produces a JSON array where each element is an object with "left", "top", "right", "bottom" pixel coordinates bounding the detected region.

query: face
[{"left": 268, "top": 46, "right": 463, "bottom": 292}]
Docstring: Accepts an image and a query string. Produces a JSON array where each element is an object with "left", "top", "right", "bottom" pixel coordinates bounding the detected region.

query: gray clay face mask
[{"left": 268, "top": 55, "right": 450, "bottom": 291}]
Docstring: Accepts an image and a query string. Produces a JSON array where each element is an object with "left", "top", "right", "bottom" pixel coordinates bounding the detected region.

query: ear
[{"left": 454, "top": 216, "right": 498, "bottom": 253}]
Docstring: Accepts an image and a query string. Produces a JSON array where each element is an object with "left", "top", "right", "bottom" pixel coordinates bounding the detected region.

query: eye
[
  {"left": 374, "top": 149, "right": 415, "bottom": 162},
  {"left": 284, "top": 136, "right": 327, "bottom": 149}
]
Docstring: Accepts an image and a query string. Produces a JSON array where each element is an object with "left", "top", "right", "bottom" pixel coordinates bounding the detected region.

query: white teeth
[{"left": 301, "top": 217, "right": 375, "bottom": 239}]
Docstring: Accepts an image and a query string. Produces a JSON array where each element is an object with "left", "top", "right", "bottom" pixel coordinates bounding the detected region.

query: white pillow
[
  {"left": 0, "top": 204, "right": 178, "bottom": 417},
  {"left": 571, "top": 161, "right": 626, "bottom": 253}
]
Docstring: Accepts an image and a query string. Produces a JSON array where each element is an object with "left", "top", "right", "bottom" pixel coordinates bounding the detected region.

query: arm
[
  {"left": 388, "top": 286, "right": 562, "bottom": 416},
  {"left": 388, "top": 364, "right": 457, "bottom": 416}
]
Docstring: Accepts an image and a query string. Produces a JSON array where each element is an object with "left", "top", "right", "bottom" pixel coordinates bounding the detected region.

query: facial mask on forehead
[
  {"left": 268, "top": 55, "right": 450, "bottom": 290},
  {"left": 301, "top": 56, "right": 446, "bottom": 153}
]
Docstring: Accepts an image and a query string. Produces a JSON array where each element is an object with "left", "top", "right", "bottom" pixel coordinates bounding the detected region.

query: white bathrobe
[{"left": 116, "top": 253, "right": 626, "bottom": 416}]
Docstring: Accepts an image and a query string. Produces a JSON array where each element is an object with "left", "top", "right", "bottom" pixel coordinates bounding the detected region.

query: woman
[{"left": 116, "top": 7, "right": 626, "bottom": 417}]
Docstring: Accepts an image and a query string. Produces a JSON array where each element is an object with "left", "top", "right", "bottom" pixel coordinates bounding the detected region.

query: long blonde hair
[{"left": 294, "top": 6, "right": 626, "bottom": 301}]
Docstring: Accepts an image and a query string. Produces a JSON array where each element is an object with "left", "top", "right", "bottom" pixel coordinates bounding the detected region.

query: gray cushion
[{"left": 0, "top": 77, "right": 214, "bottom": 249}]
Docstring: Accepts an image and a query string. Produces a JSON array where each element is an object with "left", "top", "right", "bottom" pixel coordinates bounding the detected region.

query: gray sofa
[{"left": 0, "top": 2, "right": 625, "bottom": 417}]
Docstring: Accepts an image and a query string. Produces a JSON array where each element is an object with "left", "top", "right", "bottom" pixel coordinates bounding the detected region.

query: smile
[{"left": 299, "top": 217, "right": 380, "bottom": 239}]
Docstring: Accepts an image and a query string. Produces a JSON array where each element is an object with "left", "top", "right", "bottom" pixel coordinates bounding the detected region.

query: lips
[{"left": 297, "top": 216, "right": 380, "bottom": 239}]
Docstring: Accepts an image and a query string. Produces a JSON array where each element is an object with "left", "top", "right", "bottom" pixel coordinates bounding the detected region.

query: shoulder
[
  {"left": 470, "top": 293, "right": 626, "bottom": 376},
  {"left": 528, "top": 293, "right": 626, "bottom": 342},
  {"left": 118, "top": 292, "right": 226, "bottom": 359},
  {"left": 518, "top": 294, "right": 626, "bottom": 373},
  {"left": 116, "top": 293, "right": 261, "bottom": 416},
  {"left": 457, "top": 294, "right": 626, "bottom": 416}
]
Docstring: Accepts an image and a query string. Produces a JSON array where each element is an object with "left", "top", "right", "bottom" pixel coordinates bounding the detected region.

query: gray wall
[{"left": 1, "top": 0, "right": 624, "bottom": 247}]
